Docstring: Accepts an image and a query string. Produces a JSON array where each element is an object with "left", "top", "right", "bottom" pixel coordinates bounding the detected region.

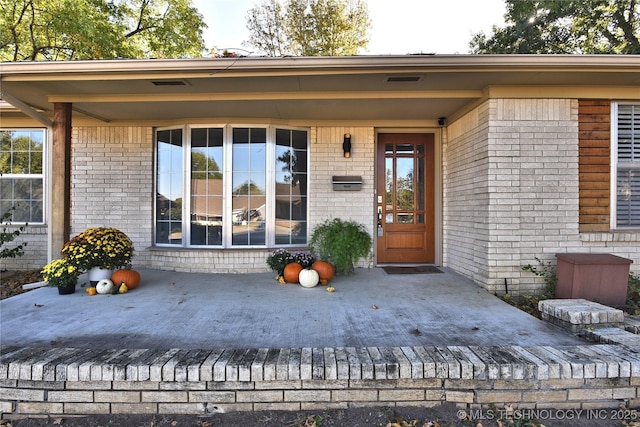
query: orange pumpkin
[
  {"left": 111, "top": 269, "right": 141, "bottom": 290},
  {"left": 283, "top": 262, "right": 303, "bottom": 283},
  {"left": 311, "top": 260, "right": 335, "bottom": 283}
]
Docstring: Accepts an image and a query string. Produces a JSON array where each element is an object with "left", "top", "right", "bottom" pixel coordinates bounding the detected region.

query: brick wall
[
  {"left": 0, "top": 226, "right": 48, "bottom": 271},
  {"left": 66, "top": 125, "right": 375, "bottom": 274},
  {"left": 71, "top": 127, "right": 154, "bottom": 267},
  {"left": 443, "top": 101, "right": 491, "bottom": 286},
  {"left": 309, "top": 127, "right": 375, "bottom": 268},
  {"left": 445, "top": 99, "right": 580, "bottom": 294},
  {"left": 444, "top": 99, "right": 638, "bottom": 294},
  {"left": 1, "top": 345, "right": 638, "bottom": 416}
]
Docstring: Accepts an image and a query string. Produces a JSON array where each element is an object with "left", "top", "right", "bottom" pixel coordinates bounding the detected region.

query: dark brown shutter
[{"left": 578, "top": 100, "right": 610, "bottom": 232}]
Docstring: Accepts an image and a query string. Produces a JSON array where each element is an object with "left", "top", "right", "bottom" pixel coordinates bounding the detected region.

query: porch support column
[{"left": 50, "top": 102, "right": 72, "bottom": 256}]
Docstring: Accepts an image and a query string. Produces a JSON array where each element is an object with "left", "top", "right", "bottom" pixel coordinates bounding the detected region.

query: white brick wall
[
  {"left": 443, "top": 101, "right": 491, "bottom": 286},
  {"left": 0, "top": 226, "right": 48, "bottom": 271},
  {"left": 67, "top": 125, "right": 375, "bottom": 273},
  {"left": 445, "top": 99, "right": 638, "bottom": 295},
  {"left": 8, "top": 115, "right": 638, "bottom": 281},
  {"left": 70, "top": 127, "right": 154, "bottom": 267},
  {"left": 309, "top": 127, "right": 375, "bottom": 268}
]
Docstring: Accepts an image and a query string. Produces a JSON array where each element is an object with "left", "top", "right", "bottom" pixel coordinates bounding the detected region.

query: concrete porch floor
[{"left": 0, "top": 267, "right": 585, "bottom": 350}]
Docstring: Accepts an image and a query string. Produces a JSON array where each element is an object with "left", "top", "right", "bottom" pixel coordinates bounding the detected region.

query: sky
[{"left": 191, "top": 0, "right": 507, "bottom": 56}]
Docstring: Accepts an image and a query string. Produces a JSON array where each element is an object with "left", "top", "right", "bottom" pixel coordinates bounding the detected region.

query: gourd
[
  {"left": 96, "top": 279, "right": 114, "bottom": 295},
  {"left": 311, "top": 260, "right": 335, "bottom": 285},
  {"left": 111, "top": 269, "right": 141, "bottom": 290},
  {"left": 283, "top": 262, "right": 303, "bottom": 283},
  {"left": 299, "top": 268, "right": 319, "bottom": 288},
  {"left": 118, "top": 283, "right": 128, "bottom": 294}
]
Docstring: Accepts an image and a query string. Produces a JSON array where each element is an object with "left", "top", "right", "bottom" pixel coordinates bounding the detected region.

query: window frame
[
  {"left": 0, "top": 128, "right": 47, "bottom": 225},
  {"left": 611, "top": 102, "right": 640, "bottom": 230},
  {"left": 154, "top": 124, "right": 310, "bottom": 248}
]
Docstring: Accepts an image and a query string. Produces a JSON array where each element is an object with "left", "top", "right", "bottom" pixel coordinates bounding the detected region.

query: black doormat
[{"left": 382, "top": 266, "right": 443, "bottom": 275}]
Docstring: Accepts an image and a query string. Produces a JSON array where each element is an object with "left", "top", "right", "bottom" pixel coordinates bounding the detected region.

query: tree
[
  {"left": 245, "top": 0, "right": 371, "bottom": 56},
  {"left": 470, "top": 0, "right": 640, "bottom": 54},
  {"left": 0, "top": 0, "right": 207, "bottom": 61}
]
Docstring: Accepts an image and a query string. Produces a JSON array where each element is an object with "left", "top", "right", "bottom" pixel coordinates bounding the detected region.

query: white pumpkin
[
  {"left": 96, "top": 279, "right": 114, "bottom": 294},
  {"left": 299, "top": 268, "right": 319, "bottom": 288}
]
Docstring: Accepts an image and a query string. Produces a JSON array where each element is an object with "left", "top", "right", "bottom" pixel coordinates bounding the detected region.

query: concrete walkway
[{"left": 0, "top": 267, "right": 585, "bottom": 350}]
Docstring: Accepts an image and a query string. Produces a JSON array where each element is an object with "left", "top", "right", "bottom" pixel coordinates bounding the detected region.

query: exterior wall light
[{"left": 343, "top": 133, "right": 352, "bottom": 158}]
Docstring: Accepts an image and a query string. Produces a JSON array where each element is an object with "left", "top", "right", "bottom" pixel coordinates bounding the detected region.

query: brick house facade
[{"left": 1, "top": 56, "right": 638, "bottom": 294}]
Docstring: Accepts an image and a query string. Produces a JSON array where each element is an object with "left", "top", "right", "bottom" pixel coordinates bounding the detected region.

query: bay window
[{"left": 155, "top": 125, "right": 308, "bottom": 247}]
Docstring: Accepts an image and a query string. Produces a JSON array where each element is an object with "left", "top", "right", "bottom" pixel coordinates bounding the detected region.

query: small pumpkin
[
  {"left": 311, "top": 260, "right": 335, "bottom": 283},
  {"left": 86, "top": 287, "right": 97, "bottom": 296},
  {"left": 299, "top": 268, "right": 319, "bottom": 288},
  {"left": 111, "top": 269, "right": 141, "bottom": 290},
  {"left": 283, "top": 262, "right": 303, "bottom": 283},
  {"left": 96, "top": 279, "right": 114, "bottom": 295}
]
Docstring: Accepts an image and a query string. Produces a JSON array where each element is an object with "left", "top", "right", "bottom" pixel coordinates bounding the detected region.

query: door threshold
[{"left": 376, "top": 263, "right": 440, "bottom": 267}]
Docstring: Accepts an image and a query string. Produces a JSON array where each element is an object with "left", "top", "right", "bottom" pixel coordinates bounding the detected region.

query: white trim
[{"left": 611, "top": 102, "right": 619, "bottom": 230}]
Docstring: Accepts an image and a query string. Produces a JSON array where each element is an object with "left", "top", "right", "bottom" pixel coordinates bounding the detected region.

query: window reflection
[
  {"left": 155, "top": 128, "right": 183, "bottom": 244},
  {"left": 232, "top": 128, "right": 266, "bottom": 246},
  {"left": 275, "top": 129, "right": 308, "bottom": 244},
  {"left": 155, "top": 126, "right": 308, "bottom": 247},
  {"left": 190, "top": 128, "right": 223, "bottom": 246}
]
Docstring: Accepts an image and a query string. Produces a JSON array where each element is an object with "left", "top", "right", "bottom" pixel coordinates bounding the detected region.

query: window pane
[
  {"left": 273, "top": 128, "right": 307, "bottom": 245},
  {"left": 0, "top": 129, "right": 45, "bottom": 222},
  {"left": 617, "top": 168, "right": 640, "bottom": 227},
  {"left": 396, "top": 157, "right": 414, "bottom": 210},
  {"left": 397, "top": 144, "right": 414, "bottom": 154},
  {"left": 190, "top": 128, "right": 223, "bottom": 246},
  {"left": 155, "top": 128, "right": 183, "bottom": 244},
  {"left": 232, "top": 128, "right": 267, "bottom": 246},
  {"left": 397, "top": 213, "right": 414, "bottom": 224},
  {"left": 616, "top": 105, "right": 640, "bottom": 227},
  {"left": 417, "top": 154, "right": 425, "bottom": 211},
  {"left": 385, "top": 158, "right": 393, "bottom": 212}
]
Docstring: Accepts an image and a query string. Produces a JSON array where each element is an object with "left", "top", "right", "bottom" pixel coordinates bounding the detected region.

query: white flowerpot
[{"left": 88, "top": 267, "right": 114, "bottom": 286}]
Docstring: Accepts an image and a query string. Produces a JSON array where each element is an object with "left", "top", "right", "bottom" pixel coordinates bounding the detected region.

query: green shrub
[{"left": 309, "top": 218, "right": 371, "bottom": 276}]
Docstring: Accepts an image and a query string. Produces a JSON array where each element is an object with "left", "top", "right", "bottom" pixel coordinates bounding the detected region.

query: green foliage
[
  {"left": 521, "top": 256, "right": 556, "bottom": 298},
  {"left": 309, "top": 218, "right": 371, "bottom": 276},
  {"left": 0, "top": 206, "right": 27, "bottom": 260},
  {"left": 626, "top": 273, "right": 640, "bottom": 314},
  {"left": 266, "top": 248, "right": 295, "bottom": 275},
  {"left": 470, "top": 0, "right": 640, "bottom": 54},
  {"left": 0, "top": 0, "right": 206, "bottom": 61},
  {"left": 245, "top": 0, "right": 371, "bottom": 56}
]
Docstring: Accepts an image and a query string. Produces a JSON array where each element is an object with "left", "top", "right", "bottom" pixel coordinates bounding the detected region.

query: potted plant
[
  {"left": 309, "top": 218, "right": 372, "bottom": 276},
  {"left": 266, "top": 248, "right": 295, "bottom": 277},
  {"left": 61, "top": 227, "right": 134, "bottom": 284},
  {"left": 41, "top": 258, "right": 79, "bottom": 295}
]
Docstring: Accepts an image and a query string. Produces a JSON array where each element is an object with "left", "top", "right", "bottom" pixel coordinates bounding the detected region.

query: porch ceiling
[{"left": 1, "top": 55, "right": 639, "bottom": 124}]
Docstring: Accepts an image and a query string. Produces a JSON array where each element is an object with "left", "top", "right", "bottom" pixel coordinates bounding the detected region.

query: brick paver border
[{"left": 1, "top": 344, "right": 639, "bottom": 416}]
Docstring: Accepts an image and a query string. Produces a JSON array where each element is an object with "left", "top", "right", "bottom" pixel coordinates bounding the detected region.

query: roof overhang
[{"left": 1, "top": 55, "right": 639, "bottom": 126}]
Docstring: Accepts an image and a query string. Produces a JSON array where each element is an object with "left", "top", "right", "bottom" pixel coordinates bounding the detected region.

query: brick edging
[{"left": 1, "top": 344, "right": 640, "bottom": 416}]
